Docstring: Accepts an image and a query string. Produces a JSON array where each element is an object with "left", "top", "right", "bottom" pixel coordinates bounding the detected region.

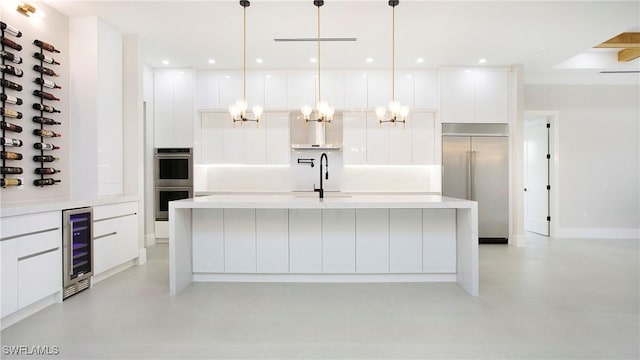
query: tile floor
[{"left": 1, "top": 234, "right": 638, "bottom": 359}]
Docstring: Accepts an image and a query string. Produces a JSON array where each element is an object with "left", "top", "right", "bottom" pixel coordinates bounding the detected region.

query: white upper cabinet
[
  {"left": 197, "top": 71, "right": 220, "bottom": 110},
  {"left": 439, "top": 67, "right": 510, "bottom": 124},
  {"left": 411, "top": 112, "right": 436, "bottom": 165},
  {"left": 321, "top": 70, "right": 345, "bottom": 110},
  {"left": 264, "top": 71, "right": 288, "bottom": 110},
  {"left": 414, "top": 70, "right": 438, "bottom": 109},
  {"left": 246, "top": 71, "right": 265, "bottom": 109},
  {"left": 366, "top": 112, "right": 390, "bottom": 164},
  {"left": 343, "top": 111, "right": 367, "bottom": 165},
  {"left": 218, "top": 71, "right": 243, "bottom": 110},
  {"left": 394, "top": 71, "right": 415, "bottom": 109},
  {"left": 265, "top": 112, "right": 290, "bottom": 165},
  {"left": 288, "top": 71, "right": 316, "bottom": 111},
  {"left": 344, "top": 72, "right": 368, "bottom": 109},
  {"left": 154, "top": 68, "right": 195, "bottom": 148},
  {"left": 366, "top": 70, "right": 392, "bottom": 109},
  {"left": 200, "top": 112, "right": 224, "bottom": 164}
]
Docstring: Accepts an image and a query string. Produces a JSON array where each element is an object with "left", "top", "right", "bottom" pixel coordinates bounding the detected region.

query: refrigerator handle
[
  {"left": 470, "top": 151, "right": 477, "bottom": 201},
  {"left": 466, "top": 151, "right": 472, "bottom": 200}
]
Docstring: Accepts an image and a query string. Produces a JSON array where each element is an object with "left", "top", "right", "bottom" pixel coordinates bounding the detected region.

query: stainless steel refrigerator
[{"left": 442, "top": 124, "right": 509, "bottom": 243}]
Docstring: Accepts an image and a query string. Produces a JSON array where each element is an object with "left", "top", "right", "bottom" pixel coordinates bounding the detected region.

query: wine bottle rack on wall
[
  {"left": 1, "top": 21, "right": 25, "bottom": 188},
  {"left": 32, "top": 38, "right": 61, "bottom": 187}
]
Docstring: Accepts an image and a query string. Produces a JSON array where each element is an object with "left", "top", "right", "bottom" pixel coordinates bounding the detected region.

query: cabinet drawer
[
  {"left": 17, "top": 228, "right": 61, "bottom": 258},
  {"left": 93, "top": 217, "right": 119, "bottom": 238},
  {"left": 18, "top": 211, "right": 60, "bottom": 234},
  {"left": 0, "top": 216, "right": 18, "bottom": 239},
  {"left": 93, "top": 202, "right": 138, "bottom": 221},
  {"left": 18, "top": 248, "right": 61, "bottom": 309}
]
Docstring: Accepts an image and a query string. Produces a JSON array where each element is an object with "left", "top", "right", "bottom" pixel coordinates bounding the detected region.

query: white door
[{"left": 524, "top": 117, "right": 550, "bottom": 236}]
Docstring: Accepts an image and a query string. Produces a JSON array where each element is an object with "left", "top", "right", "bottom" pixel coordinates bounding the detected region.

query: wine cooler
[{"left": 62, "top": 207, "right": 93, "bottom": 299}]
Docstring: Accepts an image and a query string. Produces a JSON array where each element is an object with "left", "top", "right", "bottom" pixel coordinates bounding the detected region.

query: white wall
[
  {"left": 142, "top": 65, "right": 155, "bottom": 243},
  {"left": 525, "top": 84, "right": 640, "bottom": 238},
  {"left": 1, "top": 1, "right": 70, "bottom": 203}
]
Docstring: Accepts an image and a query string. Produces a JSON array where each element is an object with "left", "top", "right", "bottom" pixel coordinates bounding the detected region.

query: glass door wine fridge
[{"left": 62, "top": 207, "right": 93, "bottom": 299}]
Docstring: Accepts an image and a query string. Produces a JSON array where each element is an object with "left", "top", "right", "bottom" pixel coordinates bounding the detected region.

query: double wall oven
[{"left": 154, "top": 148, "right": 193, "bottom": 220}]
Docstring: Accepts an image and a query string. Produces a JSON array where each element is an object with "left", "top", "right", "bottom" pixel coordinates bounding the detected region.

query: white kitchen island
[{"left": 169, "top": 194, "right": 479, "bottom": 296}]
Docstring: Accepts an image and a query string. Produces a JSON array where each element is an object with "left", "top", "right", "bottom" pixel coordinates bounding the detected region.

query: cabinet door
[
  {"left": 423, "top": 209, "right": 456, "bottom": 273},
  {"left": 197, "top": 71, "right": 220, "bottom": 110},
  {"left": 287, "top": 71, "right": 316, "bottom": 111},
  {"left": 367, "top": 70, "right": 392, "bottom": 110},
  {"left": 154, "top": 69, "right": 174, "bottom": 103},
  {"left": 388, "top": 117, "right": 412, "bottom": 165},
  {"left": 366, "top": 112, "right": 389, "bottom": 164},
  {"left": 440, "top": 69, "right": 475, "bottom": 123},
  {"left": 289, "top": 209, "right": 322, "bottom": 273},
  {"left": 322, "top": 70, "right": 344, "bottom": 110},
  {"left": 256, "top": 209, "right": 289, "bottom": 273},
  {"left": 390, "top": 209, "right": 422, "bottom": 273},
  {"left": 356, "top": 209, "right": 389, "bottom": 273},
  {"left": 219, "top": 72, "right": 243, "bottom": 110},
  {"left": 265, "top": 112, "right": 290, "bottom": 165},
  {"left": 201, "top": 112, "right": 224, "bottom": 164},
  {"left": 264, "top": 71, "right": 288, "bottom": 110},
  {"left": 117, "top": 214, "right": 139, "bottom": 263},
  {"left": 343, "top": 111, "right": 367, "bottom": 165},
  {"left": 411, "top": 112, "right": 436, "bottom": 165},
  {"left": 222, "top": 113, "right": 245, "bottom": 164},
  {"left": 394, "top": 71, "right": 415, "bottom": 109},
  {"left": 244, "top": 121, "right": 267, "bottom": 164},
  {"left": 414, "top": 70, "right": 438, "bottom": 109},
  {"left": 93, "top": 231, "right": 118, "bottom": 275},
  {"left": 173, "top": 101, "right": 194, "bottom": 148},
  {"left": 224, "top": 209, "right": 256, "bottom": 273},
  {"left": 192, "top": 209, "right": 224, "bottom": 273},
  {"left": 322, "top": 209, "right": 356, "bottom": 273},
  {"left": 246, "top": 71, "right": 265, "bottom": 110},
  {"left": 173, "top": 69, "right": 195, "bottom": 103},
  {"left": 1, "top": 238, "right": 18, "bottom": 317},
  {"left": 344, "top": 72, "right": 368, "bottom": 109},
  {"left": 18, "top": 249, "right": 61, "bottom": 309},
  {"left": 475, "top": 68, "right": 509, "bottom": 123},
  {"left": 154, "top": 102, "right": 174, "bottom": 147}
]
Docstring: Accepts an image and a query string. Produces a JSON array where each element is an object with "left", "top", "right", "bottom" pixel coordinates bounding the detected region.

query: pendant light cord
[
  {"left": 317, "top": 4, "right": 321, "bottom": 104},
  {"left": 391, "top": 4, "right": 395, "bottom": 103},
  {"left": 243, "top": 5, "right": 247, "bottom": 101}
]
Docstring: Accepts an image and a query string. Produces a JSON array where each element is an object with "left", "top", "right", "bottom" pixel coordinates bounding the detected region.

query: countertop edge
[{"left": 1, "top": 195, "right": 140, "bottom": 217}]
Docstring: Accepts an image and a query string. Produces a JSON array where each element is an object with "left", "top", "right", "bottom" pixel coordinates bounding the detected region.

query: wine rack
[
  {"left": 32, "top": 38, "right": 61, "bottom": 187},
  {"left": 1, "top": 21, "right": 24, "bottom": 188}
]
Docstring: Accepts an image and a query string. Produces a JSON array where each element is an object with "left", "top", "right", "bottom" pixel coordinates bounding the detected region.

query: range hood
[{"left": 291, "top": 119, "right": 340, "bottom": 150}]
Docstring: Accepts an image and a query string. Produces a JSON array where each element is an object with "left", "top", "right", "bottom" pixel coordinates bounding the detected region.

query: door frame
[{"left": 523, "top": 110, "right": 559, "bottom": 238}]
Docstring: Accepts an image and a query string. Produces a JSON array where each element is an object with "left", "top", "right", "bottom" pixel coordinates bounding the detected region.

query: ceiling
[{"left": 45, "top": 0, "right": 640, "bottom": 84}]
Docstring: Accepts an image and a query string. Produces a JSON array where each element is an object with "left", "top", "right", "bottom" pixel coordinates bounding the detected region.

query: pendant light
[
  {"left": 301, "top": 0, "right": 334, "bottom": 124},
  {"left": 376, "top": 0, "right": 409, "bottom": 127},
  {"left": 228, "top": 0, "right": 263, "bottom": 125}
]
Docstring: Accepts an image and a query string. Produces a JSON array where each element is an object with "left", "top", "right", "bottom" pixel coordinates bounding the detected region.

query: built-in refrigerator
[{"left": 442, "top": 123, "right": 509, "bottom": 243}]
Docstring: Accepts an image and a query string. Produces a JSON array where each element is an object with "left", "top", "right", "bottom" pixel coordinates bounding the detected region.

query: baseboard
[
  {"left": 135, "top": 248, "right": 147, "bottom": 265},
  {"left": 556, "top": 227, "right": 640, "bottom": 239},
  {"left": 92, "top": 260, "right": 136, "bottom": 284},
  {"left": 193, "top": 273, "right": 457, "bottom": 283},
  {"left": 1, "top": 292, "right": 60, "bottom": 331},
  {"left": 145, "top": 233, "right": 156, "bottom": 247}
]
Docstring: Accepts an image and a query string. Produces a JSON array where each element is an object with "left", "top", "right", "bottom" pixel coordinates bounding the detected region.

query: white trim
[
  {"left": 556, "top": 227, "right": 640, "bottom": 239},
  {"left": 135, "top": 248, "right": 147, "bottom": 265},
  {"left": 92, "top": 260, "right": 136, "bottom": 284},
  {"left": 1, "top": 293, "right": 60, "bottom": 331},
  {"left": 145, "top": 233, "right": 156, "bottom": 247},
  {"left": 193, "top": 273, "right": 457, "bottom": 283}
]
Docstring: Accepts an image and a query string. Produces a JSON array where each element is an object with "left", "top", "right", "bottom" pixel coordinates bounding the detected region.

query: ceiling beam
[
  {"left": 618, "top": 48, "right": 640, "bottom": 62},
  {"left": 595, "top": 32, "right": 640, "bottom": 48}
]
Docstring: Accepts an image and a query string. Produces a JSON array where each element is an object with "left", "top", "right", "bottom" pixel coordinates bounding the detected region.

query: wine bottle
[
  {"left": 1, "top": 50, "right": 22, "bottom": 64},
  {"left": 1, "top": 38, "right": 22, "bottom": 51},
  {"left": 1, "top": 178, "right": 22, "bottom": 187},
  {"left": 1, "top": 166, "right": 23, "bottom": 174},
  {"left": 1, "top": 151, "right": 22, "bottom": 160},
  {"left": 1, "top": 121, "right": 22, "bottom": 133},
  {"left": 35, "top": 168, "right": 60, "bottom": 175},
  {"left": 0, "top": 137, "right": 23, "bottom": 147},
  {"left": 33, "top": 40, "right": 60, "bottom": 53},
  {"left": 34, "top": 178, "right": 61, "bottom": 186},
  {"left": 33, "top": 52, "right": 60, "bottom": 65},
  {"left": 33, "top": 129, "right": 61, "bottom": 138},
  {"left": 0, "top": 22, "right": 22, "bottom": 37},
  {"left": 32, "top": 116, "right": 60, "bottom": 125},
  {"left": 1, "top": 65, "right": 23, "bottom": 77},
  {"left": 33, "top": 155, "right": 59, "bottom": 162},
  {"left": 1, "top": 79, "right": 22, "bottom": 92},
  {"left": 32, "top": 103, "right": 61, "bottom": 113},
  {"left": 33, "top": 143, "right": 59, "bottom": 151},
  {"left": 1, "top": 93, "right": 23, "bottom": 105},
  {"left": 34, "top": 78, "right": 61, "bottom": 89},
  {"left": 0, "top": 108, "right": 23, "bottom": 119},
  {"left": 33, "top": 90, "right": 60, "bottom": 101},
  {"left": 33, "top": 65, "right": 59, "bottom": 77}
]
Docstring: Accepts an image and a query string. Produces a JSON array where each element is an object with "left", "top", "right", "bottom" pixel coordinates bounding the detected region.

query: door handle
[
  {"left": 470, "top": 151, "right": 477, "bottom": 201},
  {"left": 466, "top": 151, "right": 472, "bottom": 200}
]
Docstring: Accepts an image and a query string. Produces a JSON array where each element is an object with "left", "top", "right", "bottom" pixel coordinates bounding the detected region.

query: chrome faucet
[{"left": 314, "top": 153, "right": 329, "bottom": 199}]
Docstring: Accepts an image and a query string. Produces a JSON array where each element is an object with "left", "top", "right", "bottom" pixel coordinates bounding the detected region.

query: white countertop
[
  {"left": 171, "top": 194, "right": 476, "bottom": 210},
  {"left": 0, "top": 195, "right": 140, "bottom": 217}
]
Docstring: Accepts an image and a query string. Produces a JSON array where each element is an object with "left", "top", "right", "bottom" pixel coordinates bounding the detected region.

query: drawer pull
[
  {"left": 18, "top": 247, "right": 59, "bottom": 261},
  {"left": 94, "top": 213, "right": 136, "bottom": 223},
  {"left": 94, "top": 231, "right": 117, "bottom": 240},
  {"left": 1, "top": 227, "right": 59, "bottom": 242}
]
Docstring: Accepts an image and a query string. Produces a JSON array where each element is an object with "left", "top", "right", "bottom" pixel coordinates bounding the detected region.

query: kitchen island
[{"left": 169, "top": 194, "right": 478, "bottom": 295}]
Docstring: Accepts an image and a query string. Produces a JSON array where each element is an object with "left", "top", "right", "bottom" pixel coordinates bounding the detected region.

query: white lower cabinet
[
  {"left": 223, "top": 209, "right": 256, "bottom": 273},
  {"left": 390, "top": 209, "right": 423, "bottom": 273},
  {"left": 322, "top": 209, "right": 356, "bottom": 273},
  {"left": 1, "top": 239, "right": 18, "bottom": 317},
  {"left": 423, "top": 209, "right": 456, "bottom": 273},
  {"left": 93, "top": 202, "right": 139, "bottom": 276},
  {"left": 256, "top": 210, "right": 289, "bottom": 273},
  {"left": 289, "top": 209, "right": 322, "bottom": 273},
  {"left": 18, "top": 249, "right": 61, "bottom": 309},
  {"left": 356, "top": 209, "right": 390, "bottom": 273},
  {"left": 192, "top": 209, "right": 224, "bottom": 273}
]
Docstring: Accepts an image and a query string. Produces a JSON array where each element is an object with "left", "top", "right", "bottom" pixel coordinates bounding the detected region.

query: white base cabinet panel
[
  {"left": 224, "top": 209, "right": 256, "bottom": 273},
  {"left": 192, "top": 209, "right": 224, "bottom": 273},
  {"left": 1, "top": 239, "right": 18, "bottom": 317},
  {"left": 423, "top": 209, "right": 457, "bottom": 273},
  {"left": 322, "top": 209, "right": 356, "bottom": 273},
  {"left": 390, "top": 209, "right": 423, "bottom": 273},
  {"left": 289, "top": 209, "right": 322, "bottom": 273},
  {"left": 93, "top": 202, "right": 139, "bottom": 276},
  {"left": 18, "top": 249, "right": 61, "bottom": 309},
  {"left": 356, "top": 209, "right": 390, "bottom": 273},
  {"left": 256, "top": 210, "right": 289, "bottom": 273}
]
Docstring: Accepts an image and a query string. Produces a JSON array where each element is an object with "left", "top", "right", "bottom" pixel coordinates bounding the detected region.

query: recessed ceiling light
[
  {"left": 366, "top": 58, "right": 374, "bottom": 63},
  {"left": 416, "top": 58, "right": 424, "bottom": 63},
  {"left": 161, "top": 60, "right": 169, "bottom": 65},
  {"left": 256, "top": 58, "right": 263, "bottom": 64},
  {"left": 208, "top": 59, "right": 216, "bottom": 64},
  {"left": 478, "top": 58, "right": 487, "bottom": 64},
  {"left": 310, "top": 58, "right": 317, "bottom": 63}
]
